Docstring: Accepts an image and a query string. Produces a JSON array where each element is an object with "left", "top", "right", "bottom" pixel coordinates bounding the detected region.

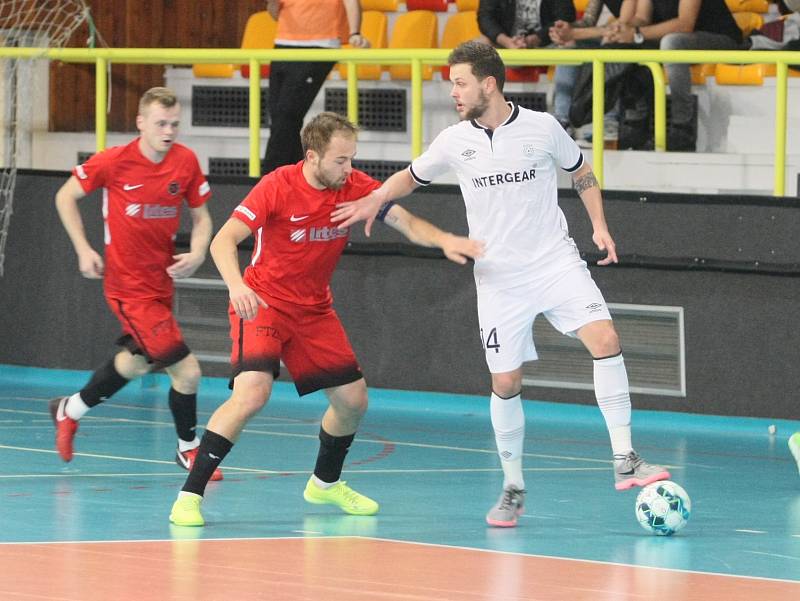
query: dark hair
[
  {"left": 138, "top": 86, "right": 178, "bottom": 115},
  {"left": 301, "top": 112, "right": 359, "bottom": 156},
  {"left": 447, "top": 41, "right": 505, "bottom": 92}
]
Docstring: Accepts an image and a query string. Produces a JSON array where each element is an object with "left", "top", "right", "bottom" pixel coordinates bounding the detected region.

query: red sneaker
[
  {"left": 176, "top": 447, "right": 223, "bottom": 481},
  {"left": 49, "top": 397, "right": 78, "bottom": 462}
]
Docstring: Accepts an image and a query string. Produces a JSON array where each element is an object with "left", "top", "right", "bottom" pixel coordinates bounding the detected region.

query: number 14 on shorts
[{"left": 481, "top": 327, "right": 501, "bottom": 353}]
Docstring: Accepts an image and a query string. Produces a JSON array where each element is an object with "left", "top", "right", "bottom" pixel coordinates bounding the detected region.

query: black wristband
[{"left": 349, "top": 32, "right": 360, "bottom": 37}]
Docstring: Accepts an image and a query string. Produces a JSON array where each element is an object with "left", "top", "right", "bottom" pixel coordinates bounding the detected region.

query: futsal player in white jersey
[{"left": 332, "top": 41, "right": 671, "bottom": 528}]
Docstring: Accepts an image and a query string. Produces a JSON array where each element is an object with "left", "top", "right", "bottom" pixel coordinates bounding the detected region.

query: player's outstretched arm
[
  {"left": 210, "top": 218, "right": 268, "bottom": 321},
  {"left": 168, "top": 204, "right": 213, "bottom": 279},
  {"left": 331, "top": 168, "right": 418, "bottom": 236},
  {"left": 572, "top": 162, "right": 618, "bottom": 265},
  {"left": 383, "top": 204, "right": 484, "bottom": 265},
  {"left": 55, "top": 175, "right": 104, "bottom": 279}
]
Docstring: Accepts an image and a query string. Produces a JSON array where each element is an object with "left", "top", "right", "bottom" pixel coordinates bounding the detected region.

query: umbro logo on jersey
[
  {"left": 123, "top": 183, "right": 144, "bottom": 191},
  {"left": 125, "top": 203, "right": 141, "bottom": 217},
  {"left": 586, "top": 302, "right": 603, "bottom": 313},
  {"left": 290, "top": 214, "right": 309, "bottom": 222},
  {"left": 460, "top": 149, "right": 477, "bottom": 161}
]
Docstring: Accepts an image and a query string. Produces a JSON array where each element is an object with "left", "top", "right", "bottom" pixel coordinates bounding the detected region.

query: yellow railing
[{"left": 1, "top": 47, "right": 796, "bottom": 194}]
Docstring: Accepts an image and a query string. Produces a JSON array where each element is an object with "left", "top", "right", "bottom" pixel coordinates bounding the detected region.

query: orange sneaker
[
  {"left": 176, "top": 447, "right": 223, "bottom": 481},
  {"left": 49, "top": 397, "right": 78, "bottom": 462}
]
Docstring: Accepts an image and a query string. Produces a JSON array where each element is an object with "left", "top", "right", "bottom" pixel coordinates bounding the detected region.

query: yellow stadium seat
[
  {"left": 360, "top": 0, "right": 399, "bottom": 10},
  {"left": 715, "top": 63, "right": 770, "bottom": 85},
  {"left": 732, "top": 11, "right": 764, "bottom": 37},
  {"left": 455, "top": 0, "right": 479, "bottom": 10},
  {"left": 573, "top": 0, "right": 591, "bottom": 13},
  {"left": 336, "top": 11, "right": 388, "bottom": 80},
  {"left": 192, "top": 63, "right": 235, "bottom": 78},
  {"left": 239, "top": 11, "right": 279, "bottom": 78},
  {"left": 724, "top": 0, "right": 769, "bottom": 12},
  {"left": 440, "top": 11, "right": 481, "bottom": 78},
  {"left": 388, "top": 11, "right": 438, "bottom": 80},
  {"left": 690, "top": 63, "right": 715, "bottom": 84}
]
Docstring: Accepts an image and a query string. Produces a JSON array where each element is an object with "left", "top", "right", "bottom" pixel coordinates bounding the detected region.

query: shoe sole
[
  {"left": 303, "top": 490, "right": 379, "bottom": 516},
  {"left": 614, "top": 470, "right": 671, "bottom": 491},
  {"left": 169, "top": 513, "right": 205, "bottom": 527}
]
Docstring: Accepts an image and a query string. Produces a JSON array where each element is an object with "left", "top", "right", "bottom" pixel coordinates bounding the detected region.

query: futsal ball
[{"left": 635, "top": 481, "right": 691, "bottom": 536}]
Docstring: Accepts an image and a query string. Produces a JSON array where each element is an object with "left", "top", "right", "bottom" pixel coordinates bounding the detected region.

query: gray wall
[{"left": 1, "top": 171, "right": 798, "bottom": 418}]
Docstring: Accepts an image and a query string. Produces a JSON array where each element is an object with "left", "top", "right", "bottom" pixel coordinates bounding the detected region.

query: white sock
[
  {"left": 177, "top": 491, "right": 202, "bottom": 500},
  {"left": 593, "top": 354, "right": 633, "bottom": 456},
  {"left": 65, "top": 392, "right": 90, "bottom": 420},
  {"left": 490, "top": 392, "right": 525, "bottom": 489},
  {"left": 312, "top": 475, "right": 336, "bottom": 489},
  {"left": 178, "top": 437, "right": 200, "bottom": 453}
]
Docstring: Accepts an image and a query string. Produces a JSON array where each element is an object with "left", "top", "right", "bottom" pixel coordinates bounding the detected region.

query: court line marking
[
  {"left": 0, "top": 535, "right": 798, "bottom": 585},
  {"left": 743, "top": 550, "right": 800, "bottom": 562}
]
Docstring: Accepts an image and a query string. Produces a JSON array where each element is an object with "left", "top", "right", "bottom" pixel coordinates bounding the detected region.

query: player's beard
[
  {"left": 462, "top": 90, "right": 490, "bottom": 121},
  {"left": 315, "top": 167, "right": 346, "bottom": 190}
]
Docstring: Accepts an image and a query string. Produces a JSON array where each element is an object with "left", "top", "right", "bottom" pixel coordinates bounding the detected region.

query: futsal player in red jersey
[
  {"left": 169, "top": 112, "right": 484, "bottom": 526},
  {"left": 51, "top": 87, "right": 222, "bottom": 481}
]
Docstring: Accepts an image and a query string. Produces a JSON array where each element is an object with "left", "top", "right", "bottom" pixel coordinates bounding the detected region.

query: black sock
[
  {"left": 313, "top": 427, "right": 355, "bottom": 484},
  {"left": 79, "top": 359, "right": 129, "bottom": 407},
  {"left": 168, "top": 388, "right": 197, "bottom": 443},
  {"left": 181, "top": 430, "right": 233, "bottom": 496}
]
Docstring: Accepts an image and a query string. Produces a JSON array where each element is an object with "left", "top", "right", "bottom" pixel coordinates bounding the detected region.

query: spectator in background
[
  {"left": 478, "top": 0, "right": 576, "bottom": 50},
  {"left": 262, "top": 0, "right": 369, "bottom": 175},
  {"left": 604, "top": 0, "right": 742, "bottom": 151},
  {"left": 548, "top": 0, "right": 628, "bottom": 142}
]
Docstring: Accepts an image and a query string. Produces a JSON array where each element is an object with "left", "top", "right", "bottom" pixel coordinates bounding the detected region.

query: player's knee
[
  {"left": 115, "top": 351, "right": 151, "bottom": 379},
  {"left": 231, "top": 387, "right": 269, "bottom": 418},
  {"left": 167, "top": 355, "right": 202, "bottom": 393},
  {"left": 593, "top": 327, "right": 621, "bottom": 358},
  {"left": 492, "top": 373, "right": 522, "bottom": 398}
]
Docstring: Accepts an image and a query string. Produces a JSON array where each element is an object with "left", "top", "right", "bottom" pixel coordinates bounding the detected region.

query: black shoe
[{"left": 667, "top": 123, "right": 696, "bottom": 152}]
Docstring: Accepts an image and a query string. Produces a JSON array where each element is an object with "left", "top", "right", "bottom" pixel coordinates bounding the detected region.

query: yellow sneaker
[
  {"left": 169, "top": 494, "right": 205, "bottom": 527},
  {"left": 303, "top": 477, "right": 379, "bottom": 516},
  {"left": 789, "top": 432, "right": 800, "bottom": 475}
]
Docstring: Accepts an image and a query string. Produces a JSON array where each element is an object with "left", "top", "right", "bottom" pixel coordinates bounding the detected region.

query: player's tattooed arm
[{"left": 573, "top": 170, "right": 599, "bottom": 195}]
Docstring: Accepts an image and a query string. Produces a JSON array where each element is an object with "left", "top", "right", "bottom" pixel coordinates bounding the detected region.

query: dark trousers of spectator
[{"left": 262, "top": 46, "right": 336, "bottom": 174}]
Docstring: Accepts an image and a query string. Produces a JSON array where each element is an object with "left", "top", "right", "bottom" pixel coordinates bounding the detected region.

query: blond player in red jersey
[
  {"left": 169, "top": 112, "right": 484, "bottom": 526},
  {"left": 51, "top": 87, "right": 221, "bottom": 481}
]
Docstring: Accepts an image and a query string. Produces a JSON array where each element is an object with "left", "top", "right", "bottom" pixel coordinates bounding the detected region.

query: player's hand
[
  {"left": 441, "top": 234, "right": 485, "bottom": 265},
  {"left": 593, "top": 229, "right": 618, "bottom": 265},
  {"left": 77, "top": 248, "right": 104, "bottom": 279},
  {"left": 168, "top": 252, "right": 205, "bottom": 279},
  {"left": 229, "top": 283, "right": 268, "bottom": 321},
  {"left": 331, "top": 190, "right": 386, "bottom": 237}
]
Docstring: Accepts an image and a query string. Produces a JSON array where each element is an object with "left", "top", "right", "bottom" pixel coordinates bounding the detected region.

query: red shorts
[
  {"left": 229, "top": 297, "right": 362, "bottom": 396},
  {"left": 107, "top": 296, "right": 191, "bottom": 369}
]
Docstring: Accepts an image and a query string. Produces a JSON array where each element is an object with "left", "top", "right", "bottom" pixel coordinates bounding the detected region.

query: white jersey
[{"left": 410, "top": 102, "right": 586, "bottom": 288}]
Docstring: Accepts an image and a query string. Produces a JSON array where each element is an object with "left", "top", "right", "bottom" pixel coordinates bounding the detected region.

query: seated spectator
[
  {"left": 478, "top": 0, "right": 575, "bottom": 50},
  {"left": 744, "top": 0, "right": 799, "bottom": 52},
  {"left": 548, "top": 0, "right": 627, "bottom": 141},
  {"left": 604, "top": 0, "right": 742, "bottom": 151}
]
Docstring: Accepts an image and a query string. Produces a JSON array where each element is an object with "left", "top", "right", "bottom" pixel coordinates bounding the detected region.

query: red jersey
[
  {"left": 231, "top": 162, "right": 380, "bottom": 306},
  {"left": 72, "top": 139, "right": 211, "bottom": 300}
]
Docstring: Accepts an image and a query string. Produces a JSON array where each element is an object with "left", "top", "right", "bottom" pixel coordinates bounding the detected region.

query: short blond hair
[
  {"left": 138, "top": 87, "right": 178, "bottom": 115},
  {"left": 301, "top": 112, "right": 358, "bottom": 157}
]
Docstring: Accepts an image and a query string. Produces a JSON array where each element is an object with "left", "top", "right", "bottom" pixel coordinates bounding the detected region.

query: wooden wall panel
[{"left": 49, "top": 0, "right": 265, "bottom": 132}]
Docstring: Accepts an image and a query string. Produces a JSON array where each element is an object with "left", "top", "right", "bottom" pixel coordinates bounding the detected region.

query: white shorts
[{"left": 476, "top": 264, "right": 612, "bottom": 374}]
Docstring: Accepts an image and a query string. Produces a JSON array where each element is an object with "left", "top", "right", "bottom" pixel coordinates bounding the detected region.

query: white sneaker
[{"left": 789, "top": 433, "right": 800, "bottom": 475}]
